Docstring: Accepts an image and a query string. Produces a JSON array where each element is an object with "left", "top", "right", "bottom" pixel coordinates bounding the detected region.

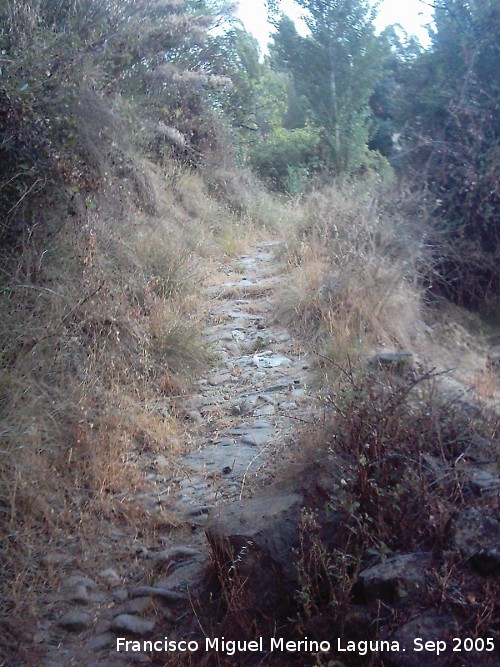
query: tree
[
  {"left": 201, "top": 28, "right": 265, "bottom": 134},
  {"left": 269, "top": 0, "right": 386, "bottom": 174},
  {"left": 398, "top": 0, "right": 500, "bottom": 310},
  {"left": 368, "top": 26, "right": 425, "bottom": 158}
]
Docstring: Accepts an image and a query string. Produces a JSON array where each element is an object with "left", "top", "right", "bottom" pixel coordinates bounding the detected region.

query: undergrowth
[
  {"left": 0, "top": 144, "right": 276, "bottom": 656},
  {"left": 291, "top": 366, "right": 499, "bottom": 664},
  {"left": 276, "top": 181, "right": 431, "bottom": 363},
  {"left": 202, "top": 366, "right": 498, "bottom": 666}
]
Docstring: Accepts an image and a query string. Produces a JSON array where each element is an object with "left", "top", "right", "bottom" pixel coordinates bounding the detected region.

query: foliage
[
  {"left": 395, "top": 0, "right": 500, "bottom": 312},
  {"left": 204, "top": 28, "right": 313, "bottom": 192},
  {"left": 368, "top": 26, "right": 425, "bottom": 158},
  {"left": 0, "top": 0, "right": 237, "bottom": 240},
  {"left": 248, "top": 124, "right": 322, "bottom": 192},
  {"left": 269, "top": 0, "right": 387, "bottom": 174},
  {"left": 287, "top": 365, "right": 499, "bottom": 663}
]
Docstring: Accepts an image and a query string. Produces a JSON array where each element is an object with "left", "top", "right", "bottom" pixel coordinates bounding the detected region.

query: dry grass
[
  {"left": 0, "top": 154, "right": 227, "bottom": 655},
  {"left": 289, "top": 367, "right": 499, "bottom": 661},
  {"left": 201, "top": 367, "right": 499, "bottom": 666},
  {"left": 0, "top": 49, "right": 292, "bottom": 660},
  {"left": 276, "top": 182, "right": 429, "bottom": 365},
  {"left": 165, "top": 165, "right": 275, "bottom": 258},
  {"left": 0, "top": 143, "right": 279, "bottom": 661},
  {"left": 473, "top": 370, "right": 498, "bottom": 401}
]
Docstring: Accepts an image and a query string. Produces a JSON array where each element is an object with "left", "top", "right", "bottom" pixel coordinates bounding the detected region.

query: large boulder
[
  {"left": 206, "top": 490, "right": 304, "bottom": 613},
  {"left": 383, "top": 611, "right": 458, "bottom": 667},
  {"left": 205, "top": 464, "right": 346, "bottom": 616}
]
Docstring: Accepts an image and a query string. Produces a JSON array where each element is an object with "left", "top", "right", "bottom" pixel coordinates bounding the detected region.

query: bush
[
  {"left": 288, "top": 365, "right": 499, "bottom": 662},
  {"left": 248, "top": 125, "right": 323, "bottom": 193}
]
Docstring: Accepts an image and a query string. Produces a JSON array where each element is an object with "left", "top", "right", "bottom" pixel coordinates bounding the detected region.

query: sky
[{"left": 237, "top": 0, "right": 435, "bottom": 51}]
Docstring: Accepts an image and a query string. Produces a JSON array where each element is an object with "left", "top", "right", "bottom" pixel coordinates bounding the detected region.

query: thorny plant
[{"left": 295, "top": 509, "right": 362, "bottom": 639}]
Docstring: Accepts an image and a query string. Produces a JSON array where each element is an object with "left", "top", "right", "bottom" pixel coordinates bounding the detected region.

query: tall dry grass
[
  {"left": 276, "top": 181, "right": 431, "bottom": 364},
  {"left": 0, "top": 151, "right": 235, "bottom": 647}
]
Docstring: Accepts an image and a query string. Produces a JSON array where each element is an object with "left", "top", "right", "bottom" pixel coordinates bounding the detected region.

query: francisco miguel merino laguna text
[{"left": 116, "top": 637, "right": 402, "bottom": 656}]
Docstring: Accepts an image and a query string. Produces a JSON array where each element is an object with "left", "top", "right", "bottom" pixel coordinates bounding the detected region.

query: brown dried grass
[
  {"left": 0, "top": 156, "right": 220, "bottom": 654},
  {"left": 276, "top": 182, "right": 429, "bottom": 364}
]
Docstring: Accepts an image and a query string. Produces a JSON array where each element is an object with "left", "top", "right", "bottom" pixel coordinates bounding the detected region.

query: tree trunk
[{"left": 328, "top": 43, "right": 341, "bottom": 168}]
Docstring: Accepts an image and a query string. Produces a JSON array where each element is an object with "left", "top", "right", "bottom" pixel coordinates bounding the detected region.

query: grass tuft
[{"left": 276, "top": 182, "right": 429, "bottom": 364}]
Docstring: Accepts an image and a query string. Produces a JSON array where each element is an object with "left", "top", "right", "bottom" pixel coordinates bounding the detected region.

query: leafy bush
[{"left": 248, "top": 125, "right": 323, "bottom": 193}]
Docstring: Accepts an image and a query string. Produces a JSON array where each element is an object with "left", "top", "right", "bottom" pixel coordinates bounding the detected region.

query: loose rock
[
  {"left": 113, "top": 596, "right": 153, "bottom": 616},
  {"left": 153, "top": 546, "right": 202, "bottom": 565},
  {"left": 370, "top": 350, "right": 413, "bottom": 372},
  {"left": 129, "top": 586, "right": 189, "bottom": 602},
  {"left": 359, "top": 553, "right": 430, "bottom": 603},
  {"left": 451, "top": 508, "right": 500, "bottom": 574},
  {"left": 42, "top": 553, "right": 69, "bottom": 567},
  {"left": 112, "top": 614, "right": 155, "bottom": 636},
  {"left": 86, "top": 632, "right": 116, "bottom": 651},
  {"left": 383, "top": 611, "right": 458, "bottom": 667},
  {"left": 186, "top": 410, "right": 204, "bottom": 426},
  {"left": 61, "top": 583, "right": 91, "bottom": 604},
  {"left": 58, "top": 611, "right": 92, "bottom": 632},
  {"left": 99, "top": 568, "right": 121, "bottom": 586},
  {"left": 62, "top": 575, "right": 98, "bottom": 590}
]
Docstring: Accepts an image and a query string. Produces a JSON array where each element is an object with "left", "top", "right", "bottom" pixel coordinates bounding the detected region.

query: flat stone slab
[
  {"left": 215, "top": 437, "right": 237, "bottom": 446},
  {"left": 241, "top": 429, "right": 273, "bottom": 446},
  {"left": 183, "top": 443, "right": 265, "bottom": 475},
  {"left": 111, "top": 614, "right": 155, "bottom": 636},
  {"left": 253, "top": 352, "right": 292, "bottom": 369},
  {"left": 58, "top": 611, "right": 91, "bottom": 632},
  {"left": 156, "top": 558, "right": 207, "bottom": 592},
  {"left": 227, "top": 310, "right": 257, "bottom": 320},
  {"left": 254, "top": 404, "right": 275, "bottom": 416}
]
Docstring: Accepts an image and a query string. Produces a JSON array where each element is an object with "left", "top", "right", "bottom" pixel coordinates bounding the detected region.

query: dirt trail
[{"left": 37, "top": 240, "right": 318, "bottom": 667}]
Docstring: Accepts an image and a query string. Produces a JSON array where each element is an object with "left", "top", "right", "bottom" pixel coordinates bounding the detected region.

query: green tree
[
  {"left": 200, "top": 24, "right": 320, "bottom": 191},
  {"left": 368, "top": 26, "right": 424, "bottom": 158},
  {"left": 202, "top": 28, "right": 265, "bottom": 134},
  {"left": 269, "top": 0, "right": 386, "bottom": 173}
]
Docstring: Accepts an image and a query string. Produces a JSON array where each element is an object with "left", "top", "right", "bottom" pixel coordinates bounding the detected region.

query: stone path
[{"left": 37, "top": 241, "right": 318, "bottom": 666}]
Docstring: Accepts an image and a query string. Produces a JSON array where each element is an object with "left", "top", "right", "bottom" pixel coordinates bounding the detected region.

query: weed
[
  {"left": 201, "top": 363, "right": 498, "bottom": 666},
  {"left": 289, "top": 364, "right": 499, "bottom": 663},
  {"left": 0, "top": 154, "right": 216, "bottom": 657},
  {"left": 276, "top": 182, "right": 429, "bottom": 362}
]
